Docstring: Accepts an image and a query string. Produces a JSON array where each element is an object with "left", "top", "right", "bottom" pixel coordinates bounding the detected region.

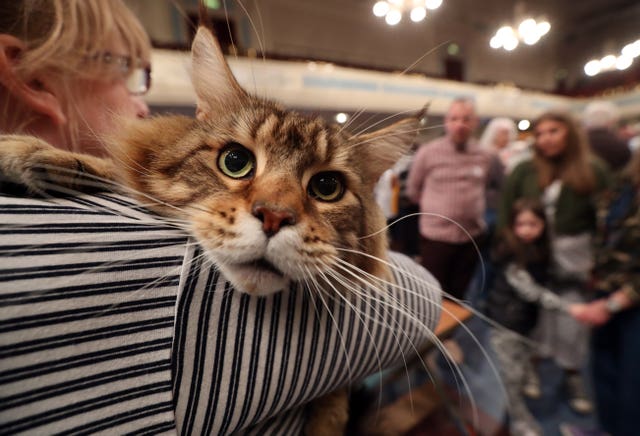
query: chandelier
[
  {"left": 372, "top": 0, "right": 443, "bottom": 26},
  {"left": 584, "top": 39, "right": 640, "bottom": 76},
  {"left": 489, "top": 18, "right": 550, "bottom": 51}
]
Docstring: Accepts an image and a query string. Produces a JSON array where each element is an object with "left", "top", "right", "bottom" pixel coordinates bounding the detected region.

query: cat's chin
[{"left": 220, "top": 262, "right": 290, "bottom": 296}]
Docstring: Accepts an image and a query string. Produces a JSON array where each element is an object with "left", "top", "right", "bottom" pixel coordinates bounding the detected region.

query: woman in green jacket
[{"left": 497, "top": 110, "right": 611, "bottom": 416}]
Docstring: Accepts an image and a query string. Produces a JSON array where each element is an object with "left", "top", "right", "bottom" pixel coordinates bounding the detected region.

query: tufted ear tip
[{"left": 190, "top": 27, "right": 247, "bottom": 119}]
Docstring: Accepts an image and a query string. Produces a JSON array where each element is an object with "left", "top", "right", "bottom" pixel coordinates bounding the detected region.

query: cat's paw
[
  {"left": 0, "top": 135, "right": 115, "bottom": 194},
  {"left": 305, "top": 388, "right": 349, "bottom": 436}
]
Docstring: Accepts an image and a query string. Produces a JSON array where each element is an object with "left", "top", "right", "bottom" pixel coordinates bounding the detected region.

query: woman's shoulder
[
  {"left": 510, "top": 158, "right": 536, "bottom": 173},
  {"left": 504, "top": 158, "right": 536, "bottom": 184}
]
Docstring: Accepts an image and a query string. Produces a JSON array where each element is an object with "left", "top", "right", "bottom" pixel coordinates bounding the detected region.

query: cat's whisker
[
  {"left": 344, "top": 126, "right": 425, "bottom": 152},
  {"left": 308, "top": 273, "right": 357, "bottom": 397},
  {"left": 33, "top": 180, "right": 195, "bottom": 230},
  {"left": 329, "top": 257, "right": 484, "bottom": 428},
  {"left": 336, "top": 107, "right": 369, "bottom": 136},
  {"left": 351, "top": 108, "right": 420, "bottom": 138},
  {"left": 356, "top": 211, "right": 488, "bottom": 296},
  {"left": 314, "top": 264, "right": 386, "bottom": 351},
  {"left": 108, "top": 146, "right": 153, "bottom": 179},
  {"left": 86, "top": 241, "right": 218, "bottom": 318},
  {"left": 399, "top": 40, "right": 451, "bottom": 76},
  {"left": 221, "top": 0, "right": 238, "bottom": 61},
  {"left": 329, "top": 258, "right": 440, "bottom": 363},
  {"left": 250, "top": 0, "right": 268, "bottom": 63},
  {"left": 26, "top": 165, "right": 120, "bottom": 191},
  {"left": 304, "top": 266, "right": 357, "bottom": 388},
  {"left": 325, "top": 260, "right": 470, "bottom": 423},
  {"left": 19, "top": 163, "right": 200, "bottom": 225},
  {"left": 333, "top": 253, "right": 516, "bottom": 422},
  {"left": 315, "top": 267, "right": 394, "bottom": 416},
  {"left": 319, "top": 266, "right": 417, "bottom": 413},
  {"left": 349, "top": 122, "right": 446, "bottom": 149},
  {"left": 235, "top": 0, "right": 266, "bottom": 63},
  {"left": 336, "top": 244, "right": 525, "bottom": 338}
]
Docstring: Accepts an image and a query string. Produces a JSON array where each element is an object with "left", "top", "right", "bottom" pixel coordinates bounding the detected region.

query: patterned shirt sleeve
[
  {"left": 504, "top": 263, "right": 568, "bottom": 311},
  {"left": 592, "top": 179, "right": 640, "bottom": 301}
]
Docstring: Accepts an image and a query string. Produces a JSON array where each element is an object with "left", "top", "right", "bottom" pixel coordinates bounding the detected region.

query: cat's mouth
[{"left": 241, "top": 257, "right": 284, "bottom": 277}]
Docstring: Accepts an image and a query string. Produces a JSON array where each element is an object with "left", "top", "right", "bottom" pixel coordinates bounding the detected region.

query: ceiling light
[
  {"left": 600, "top": 54, "right": 617, "bottom": 70},
  {"left": 621, "top": 40, "right": 640, "bottom": 58},
  {"left": 373, "top": 0, "right": 442, "bottom": 25},
  {"left": 373, "top": 1, "right": 390, "bottom": 17},
  {"left": 335, "top": 113, "right": 348, "bottom": 124},
  {"left": 425, "top": 0, "right": 443, "bottom": 9},
  {"left": 503, "top": 37, "right": 519, "bottom": 51},
  {"left": 489, "top": 35, "right": 502, "bottom": 49},
  {"left": 584, "top": 38, "right": 640, "bottom": 76},
  {"left": 536, "top": 21, "right": 550, "bottom": 36},
  {"left": 489, "top": 17, "right": 550, "bottom": 51},
  {"left": 518, "top": 119, "right": 530, "bottom": 131},
  {"left": 385, "top": 9, "right": 402, "bottom": 25},
  {"left": 410, "top": 7, "right": 427, "bottom": 22},
  {"left": 616, "top": 55, "right": 633, "bottom": 71},
  {"left": 584, "top": 59, "right": 601, "bottom": 77}
]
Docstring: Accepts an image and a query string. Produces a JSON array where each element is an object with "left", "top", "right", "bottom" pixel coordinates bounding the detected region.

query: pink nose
[{"left": 252, "top": 204, "right": 296, "bottom": 237}]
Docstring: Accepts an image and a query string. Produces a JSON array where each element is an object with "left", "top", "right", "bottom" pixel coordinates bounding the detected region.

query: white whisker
[{"left": 330, "top": 256, "right": 482, "bottom": 427}]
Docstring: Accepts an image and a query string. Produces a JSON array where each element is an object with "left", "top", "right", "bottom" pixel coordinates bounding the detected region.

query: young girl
[
  {"left": 487, "top": 198, "right": 571, "bottom": 436},
  {"left": 497, "top": 111, "right": 610, "bottom": 415}
]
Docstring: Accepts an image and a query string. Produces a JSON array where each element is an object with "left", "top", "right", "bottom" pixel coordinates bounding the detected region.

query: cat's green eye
[
  {"left": 218, "top": 143, "right": 255, "bottom": 179},
  {"left": 308, "top": 172, "right": 345, "bottom": 202}
]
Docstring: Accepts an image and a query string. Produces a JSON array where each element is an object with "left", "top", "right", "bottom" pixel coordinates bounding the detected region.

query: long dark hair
[
  {"left": 532, "top": 111, "right": 597, "bottom": 194},
  {"left": 492, "top": 197, "right": 551, "bottom": 267}
]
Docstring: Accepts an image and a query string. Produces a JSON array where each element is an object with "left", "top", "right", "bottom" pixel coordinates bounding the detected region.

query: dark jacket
[
  {"left": 587, "top": 128, "right": 631, "bottom": 172},
  {"left": 486, "top": 256, "right": 548, "bottom": 334},
  {"left": 497, "top": 159, "right": 611, "bottom": 235}
]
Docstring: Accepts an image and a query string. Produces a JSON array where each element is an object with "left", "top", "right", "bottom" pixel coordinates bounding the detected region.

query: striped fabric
[{"left": 0, "top": 191, "right": 441, "bottom": 435}]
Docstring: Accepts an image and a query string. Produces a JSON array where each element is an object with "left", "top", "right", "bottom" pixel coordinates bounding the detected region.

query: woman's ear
[{"left": 0, "top": 34, "right": 67, "bottom": 126}]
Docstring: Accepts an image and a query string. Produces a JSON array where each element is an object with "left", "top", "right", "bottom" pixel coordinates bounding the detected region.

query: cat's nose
[{"left": 252, "top": 203, "right": 296, "bottom": 237}]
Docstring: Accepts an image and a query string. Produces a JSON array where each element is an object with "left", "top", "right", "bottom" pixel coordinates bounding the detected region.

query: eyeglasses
[{"left": 91, "top": 51, "right": 152, "bottom": 96}]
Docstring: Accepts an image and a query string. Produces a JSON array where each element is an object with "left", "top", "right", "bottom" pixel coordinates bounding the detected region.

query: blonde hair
[
  {"left": 532, "top": 110, "right": 596, "bottom": 194},
  {"left": 0, "top": 0, "right": 150, "bottom": 149}
]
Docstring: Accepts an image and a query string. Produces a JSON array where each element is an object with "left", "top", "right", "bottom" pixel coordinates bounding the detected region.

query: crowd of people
[{"left": 399, "top": 98, "right": 639, "bottom": 436}]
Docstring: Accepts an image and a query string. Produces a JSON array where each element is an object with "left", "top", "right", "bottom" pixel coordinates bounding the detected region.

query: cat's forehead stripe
[
  {"left": 312, "top": 124, "right": 328, "bottom": 162},
  {"left": 252, "top": 113, "right": 281, "bottom": 144}
]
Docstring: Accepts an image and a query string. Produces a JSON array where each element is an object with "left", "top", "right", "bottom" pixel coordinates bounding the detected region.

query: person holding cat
[
  {"left": 406, "top": 97, "right": 499, "bottom": 300},
  {"left": 497, "top": 110, "right": 611, "bottom": 415},
  {"left": 0, "top": 1, "right": 442, "bottom": 434},
  {"left": 487, "top": 198, "right": 590, "bottom": 436},
  {"left": 0, "top": 0, "right": 150, "bottom": 156}
]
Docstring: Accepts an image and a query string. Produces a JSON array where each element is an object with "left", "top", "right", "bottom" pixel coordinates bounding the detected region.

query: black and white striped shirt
[{"left": 0, "top": 190, "right": 441, "bottom": 435}]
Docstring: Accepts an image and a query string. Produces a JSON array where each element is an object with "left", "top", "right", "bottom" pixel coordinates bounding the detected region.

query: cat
[{"left": 0, "top": 26, "right": 424, "bottom": 435}]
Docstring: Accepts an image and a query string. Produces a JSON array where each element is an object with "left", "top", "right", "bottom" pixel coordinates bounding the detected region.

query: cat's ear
[
  {"left": 191, "top": 27, "right": 247, "bottom": 121},
  {"left": 355, "top": 116, "right": 420, "bottom": 183}
]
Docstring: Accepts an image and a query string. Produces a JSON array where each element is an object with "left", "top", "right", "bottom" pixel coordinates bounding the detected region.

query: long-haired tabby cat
[{"left": 0, "top": 26, "right": 425, "bottom": 435}]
